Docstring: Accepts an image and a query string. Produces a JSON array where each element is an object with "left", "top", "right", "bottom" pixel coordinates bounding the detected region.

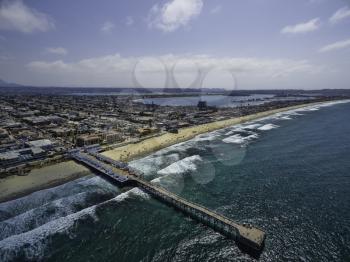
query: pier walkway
[
  {"left": 69, "top": 149, "right": 266, "bottom": 251},
  {"left": 70, "top": 151, "right": 129, "bottom": 185}
]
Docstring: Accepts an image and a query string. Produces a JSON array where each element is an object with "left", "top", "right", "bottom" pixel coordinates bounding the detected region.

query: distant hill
[
  {"left": 0, "top": 81, "right": 349, "bottom": 97},
  {"left": 228, "top": 89, "right": 350, "bottom": 97},
  {"left": 0, "top": 79, "right": 22, "bottom": 88},
  {"left": 0, "top": 85, "right": 227, "bottom": 95}
]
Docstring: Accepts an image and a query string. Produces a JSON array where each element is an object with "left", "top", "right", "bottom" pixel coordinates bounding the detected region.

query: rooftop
[{"left": 27, "top": 139, "right": 53, "bottom": 148}]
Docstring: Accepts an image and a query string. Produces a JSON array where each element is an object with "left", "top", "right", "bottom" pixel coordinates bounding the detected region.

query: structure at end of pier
[{"left": 69, "top": 148, "right": 266, "bottom": 252}]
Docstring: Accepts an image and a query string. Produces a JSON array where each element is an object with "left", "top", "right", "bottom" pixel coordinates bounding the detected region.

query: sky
[{"left": 0, "top": 0, "right": 350, "bottom": 90}]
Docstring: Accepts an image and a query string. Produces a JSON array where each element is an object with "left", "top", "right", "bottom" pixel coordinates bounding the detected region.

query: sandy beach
[
  {"left": 102, "top": 102, "right": 320, "bottom": 162},
  {"left": 0, "top": 161, "right": 91, "bottom": 203},
  {"left": 0, "top": 101, "right": 326, "bottom": 203}
]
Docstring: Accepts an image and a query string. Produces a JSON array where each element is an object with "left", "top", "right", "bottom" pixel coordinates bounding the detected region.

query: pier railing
[{"left": 70, "top": 150, "right": 266, "bottom": 251}]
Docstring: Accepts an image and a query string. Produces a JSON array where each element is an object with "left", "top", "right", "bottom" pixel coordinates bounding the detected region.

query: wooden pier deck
[{"left": 70, "top": 150, "right": 266, "bottom": 251}]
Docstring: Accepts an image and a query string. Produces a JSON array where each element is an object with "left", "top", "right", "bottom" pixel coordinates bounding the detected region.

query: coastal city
[
  {"left": 0, "top": 91, "right": 345, "bottom": 177},
  {"left": 1, "top": 0, "right": 350, "bottom": 261}
]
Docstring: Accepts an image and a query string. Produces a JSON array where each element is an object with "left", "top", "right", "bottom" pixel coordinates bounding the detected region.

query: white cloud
[
  {"left": 26, "top": 53, "right": 321, "bottom": 88},
  {"left": 101, "top": 21, "right": 115, "bottom": 33},
  {"left": 210, "top": 5, "right": 222, "bottom": 15},
  {"left": 45, "top": 47, "right": 68, "bottom": 56},
  {"left": 319, "top": 38, "right": 350, "bottom": 53},
  {"left": 126, "top": 16, "right": 134, "bottom": 26},
  {"left": 0, "top": 0, "right": 54, "bottom": 33},
  {"left": 148, "top": 0, "right": 203, "bottom": 32},
  {"left": 281, "top": 18, "right": 320, "bottom": 34},
  {"left": 329, "top": 6, "right": 350, "bottom": 24}
]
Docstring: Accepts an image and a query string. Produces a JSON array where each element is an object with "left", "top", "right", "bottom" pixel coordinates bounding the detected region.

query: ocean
[{"left": 0, "top": 101, "right": 349, "bottom": 262}]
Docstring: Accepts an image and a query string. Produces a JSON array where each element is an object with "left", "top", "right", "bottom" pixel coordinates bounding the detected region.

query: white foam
[
  {"left": 222, "top": 134, "right": 245, "bottom": 144},
  {"left": 112, "top": 188, "right": 150, "bottom": 202},
  {"left": 149, "top": 140, "right": 195, "bottom": 156},
  {"left": 0, "top": 175, "right": 100, "bottom": 222},
  {"left": 225, "top": 125, "right": 256, "bottom": 135},
  {"left": 258, "top": 124, "right": 279, "bottom": 131},
  {"left": 151, "top": 177, "right": 161, "bottom": 183},
  {"left": 224, "top": 130, "right": 235, "bottom": 136},
  {"left": 129, "top": 153, "right": 180, "bottom": 177},
  {"left": 288, "top": 111, "right": 304, "bottom": 116},
  {"left": 194, "top": 133, "right": 220, "bottom": 142},
  {"left": 151, "top": 172, "right": 185, "bottom": 194},
  {"left": 0, "top": 192, "right": 91, "bottom": 241},
  {"left": 305, "top": 107, "right": 319, "bottom": 111},
  {"left": 292, "top": 100, "right": 350, "bottom": 113},
  {"left": 222, "top": 133, "right": 258, "bottom": 144},
  {"left": 156, "top": 155, "right": 202, "bottom": 176},
  {"left": 319, "top": 100, "right": 350, "bottom": 107},
  {"left": 242, "top": 124, "right": 261, "bottom": 130},
  {"left": 280, "top": 116, "right": 292, "bottom": 120},
  {"left": 0, "top": 204, "right": 97, "bottom": 262},
  {"left": 0, "top": 183, "right": 154, "bottom": 262},
  {"left": 77, "top": 176, "right": 120, "bottom": 193},
  {"left": 77, "top": 176, "right": 105, "bottom": 186}
]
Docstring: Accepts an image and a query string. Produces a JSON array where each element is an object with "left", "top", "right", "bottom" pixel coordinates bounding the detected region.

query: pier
[{"left": 69, "top": 149, "right": 266, "bottom": 251}]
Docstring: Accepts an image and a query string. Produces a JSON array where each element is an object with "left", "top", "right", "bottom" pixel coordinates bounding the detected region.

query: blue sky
[{"left": 0, "top": 0, "right": 350, "bottom": 89}]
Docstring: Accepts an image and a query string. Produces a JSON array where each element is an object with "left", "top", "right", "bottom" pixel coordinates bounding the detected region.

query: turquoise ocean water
[{"left": 0, "top": 101, "right": 349, "bottom": 261}]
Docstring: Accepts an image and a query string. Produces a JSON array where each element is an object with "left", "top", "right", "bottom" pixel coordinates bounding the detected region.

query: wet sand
[
  {"left": 0, "top": 161, "right": 91, "bottom": 203},
  {"left": 0, "top": 102, "right": 325, "bottom": 203}
]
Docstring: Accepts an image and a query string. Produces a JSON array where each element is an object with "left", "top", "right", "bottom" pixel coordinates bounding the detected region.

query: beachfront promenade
[{"left": 69, "top": 148, "right": 266, "bottom": 252}]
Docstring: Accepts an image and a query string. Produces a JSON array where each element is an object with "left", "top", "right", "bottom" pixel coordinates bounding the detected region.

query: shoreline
[
  {"left": 0, "top": 100, "right": 340, "bottom": 203},
  {"left": 0, "top": 161, "right": 91, "bottom": 203},
  {"left": 102, "top": 101, "right": 329, "bottom": 162}
]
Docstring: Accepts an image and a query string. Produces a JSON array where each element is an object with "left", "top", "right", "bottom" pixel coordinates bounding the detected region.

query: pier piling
[{"left": 70, "top": 150, "right": 266, "bottom": 251}]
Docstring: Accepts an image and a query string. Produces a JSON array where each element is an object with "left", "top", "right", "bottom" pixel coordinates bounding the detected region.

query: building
[
  {"left": 49, "top": 127, "right": 74, "bottom": 137},
  {"left": 137, "top": 127, "right": 158, "bottom": 137},
  {"left": 197, "top": 100, "right": 207, "bottom": 110},
  {"left": 31, "top": 147, "right": 46, "bottom": 159},
  {"left": 23, "top": 115, "right": 64, "bottom": 126},
  {"left": 16, "top": 130, "right": 40, "bottom": 140},
  {"left": 76, "top": 135, "right": 101, "bottom": 147},
  {"left": 103, "top": 132, "right": 123, "bottom": 144},
  {"left": 27, "top": 139, "right": 54, "bottom": 150},
  {"left": 0, "top": 147, "right": 47, "bottom": 169},
  {"left": 0, "top": 151, "right": 21, "bottom": 168}
]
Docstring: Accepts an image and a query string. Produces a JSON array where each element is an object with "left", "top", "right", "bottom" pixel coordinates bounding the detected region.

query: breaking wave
[
  {"left": 156, "top": 155, "right": 202, "bottom": 176},
  {"left": 0, "top": 186, "right": 116, "bottom": 242},
  {"left": 0, "top": 204, "right": 98, "bottom": 262},
  {"left": 222, "top": 133, "right": 258, "bottom": 144},
  {"left": 0, "top": 184, "right": 150, "bottom": 262},
  {"left": 241, "top": 124, "right": 261, "bottom": 130},
  {"left": 0, "top": 176, "right": 116, "bottom": 222},
  {"left": 1, "top": 99, "right": 349, "bottom": 261},
  {"left": 193, "top": 132, "right": 221, "bottom": 142},
  {"left": 129, "top": 153, "right": 180, "bottom": 177},
  {"left": 0, "top": 192, "right": 89, "bottom": 241},
  {"left": 111, "top": 187, "right": 150, "bottom": 203},
  {"left": 258, "top": 124, "right": 279, "bottom": 131}
]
